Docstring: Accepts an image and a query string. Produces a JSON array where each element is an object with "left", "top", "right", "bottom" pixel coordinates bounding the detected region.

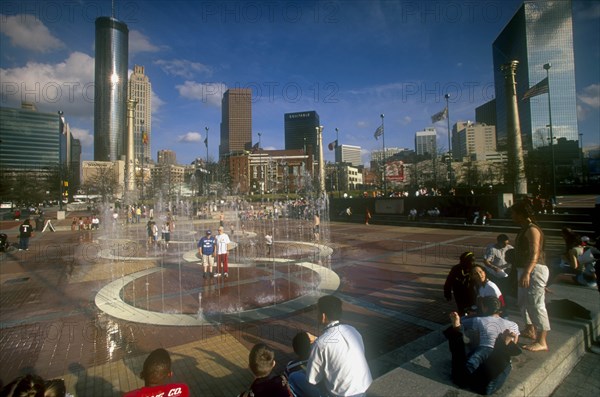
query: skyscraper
[
  {"left": 128, "top": 65, "right": 152, "bottom": 164},
  {"left": 415, "top": 128, "right": 437, "bottom": 156},
  {"left": 219, "top": 88, "right": 252, "bottom": 159},
  {"left": 492, "top": 0, "right": 578, "bottom": 150},
  {"left": 94, "top": 16, "right": 129, "bottom": 161},
  {"left": 284, "top": 111, "right": 320, "bottom": 161},
  {"left": 452, "top": 121, "right": 497, "bottom": 161}
]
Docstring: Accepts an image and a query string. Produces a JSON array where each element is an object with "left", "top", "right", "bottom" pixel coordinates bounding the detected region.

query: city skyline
[{"left": 1, "top": 0, "right": 598, "bottom": 166}]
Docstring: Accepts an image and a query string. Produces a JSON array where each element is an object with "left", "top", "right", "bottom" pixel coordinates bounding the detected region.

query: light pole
[
  {"left": 335, "top": 127, "right": 340, "bottom": 198},
  {"left": 380, "top": 114, "right": 386, "bottom": 196},
  {"left": 544, "top": 62, "right": 556, "bottom": 203},
  {"left": 205, "top": 126, "right": 209, "bottom": 195},
  {"left": 258, "top": 132, "right": 262, "bottom": 197},
  {"left": 316, "top": 125, "right": 325, "bottom": 195},
  {"left": 579, "top": 133, "right": 584, "bottom": 184},
  {"left": 141, "top": 120, "right": 145, "bottom": 201},
  {"left": 445, "top": 93, "right": 453, "bottom": 187},
  {"left": 58, "top": 111, "right": 64, "bottom": 211}
]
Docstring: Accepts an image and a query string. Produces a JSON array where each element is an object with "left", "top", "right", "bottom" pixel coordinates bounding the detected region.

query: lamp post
[
  {"left": 205, "top": 126, "right": 209, "bottom": 195},
  {"left": 445, "top": 93, "right": 453, "bottom": 187},
  {"left": 544, "top": 62, "right": 556, "bottom": 203},
  {"left": 380, "top": 114, "right": 386, "bottom": 196},
  {"left": 141, "top": 120, "right": 145, "bottom": 201},
  {"left": 335, "top": 127, "right": 340, "bottom": 198},
  {"left": 258, "top": 132, "right": 262, "bottom": 197},
  {"left": 58, "top": 111, "right": 64, "bottom": 211},
  {"left": 316, "top": 126, "right": 325, "bottom": 195},
  {"left": 579, "top": 133, "right": 584, "bottom": 184}
]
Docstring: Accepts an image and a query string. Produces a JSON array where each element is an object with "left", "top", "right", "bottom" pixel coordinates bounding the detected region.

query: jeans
[{"left": 19, "top": 237, "right": 29, "bottom": 250}]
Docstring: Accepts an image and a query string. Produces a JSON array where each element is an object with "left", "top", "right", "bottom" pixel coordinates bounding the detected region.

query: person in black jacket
[
  {"left": 18, "top": 219, "right": 33, "bottom": 251},
  {"left": 444, "top": 251, "right": 477, "bottom": 315}
]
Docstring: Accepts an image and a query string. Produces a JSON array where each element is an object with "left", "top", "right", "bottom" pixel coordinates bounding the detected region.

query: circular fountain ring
[{"left": 94, "top": 241, "right": 339, "bottom": 326}]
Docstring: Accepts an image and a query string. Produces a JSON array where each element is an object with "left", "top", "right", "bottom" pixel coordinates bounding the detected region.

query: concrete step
[{"left": 367, "top": 282, "right": 600, "bottom": 397}]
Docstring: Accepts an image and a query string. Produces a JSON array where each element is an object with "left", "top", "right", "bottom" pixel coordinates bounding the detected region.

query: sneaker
[
  {"left": 214, "top": 272, "right": 220, "bottom": 277},
  {"left": 224, "top": 272, "right": 229, "bottom": 278}
]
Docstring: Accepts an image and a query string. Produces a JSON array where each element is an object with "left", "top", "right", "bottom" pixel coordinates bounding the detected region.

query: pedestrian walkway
[{"left": 1, "top": 214, "right": 598, "bottom": 396}]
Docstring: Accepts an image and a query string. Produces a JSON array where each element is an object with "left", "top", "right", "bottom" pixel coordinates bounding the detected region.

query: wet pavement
[{"left": 0, "top": 211, "right": 594, "bottom": 396}]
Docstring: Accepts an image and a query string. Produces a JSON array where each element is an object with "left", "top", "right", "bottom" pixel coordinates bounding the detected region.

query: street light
[
  {"left": 205, "top": 126, "right": 209, "bottom": 195},
  {"left": 58, "top": 111, "right": 64, "bottom": 211},
  {"left": 445, "top": 93, "right": 453, "bottom": 187},
  {"left": 544, "top": 62, "right": 556, "bottom": 203},
  {"left": 258, "top": 132, "right": 262, "bottom": 197},
  {"left": 141, "top": 120, "right": 145, "bottom": 200},
  {"left": 335, "top": 127, "right": 340, "bottom": 198},
  {"left": 579, "top": 133, "right": 584, "bottom": 184}
]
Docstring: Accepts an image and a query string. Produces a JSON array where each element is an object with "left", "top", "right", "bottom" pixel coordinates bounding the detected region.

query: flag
[
  {"left": 522, "top": 77, "right": 549, "bottom": 100},
  {"left": 374, "top": 125, "right": 384, "bottom": 140},
  {"left": 431, "top": 107, "right": 448, "bottom": 123},
  {"left": 204, "top": 137, "right": 208, "bottom": 148},
  {"left": 142, "top": 131, "right": 148, "bottom": 145},
  {"left": 328, "top": 140, "right": 338, "bottom": 151}
]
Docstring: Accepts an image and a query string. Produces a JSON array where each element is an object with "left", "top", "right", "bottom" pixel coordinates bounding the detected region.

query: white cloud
[
  {"left": 578, "top": 84, "right": 600, "bottom": 109},
  {"left": 155, "top": 59, "right": 212, "bottom": 79},
  {"left": 152, "top": 88, "right": 165, "bottom": 113},
  {"left": 70, "top": 126, "right": 93, "bottom": 147},
  {"left": 0, "top": 51, "right": 94, "bottom": 117},
  {"left": 0, "top": 14, "right": 64, "bottom": 52},
  {"left": 129, "top": 30, "right": 162, "bottom": 55},
  {"left": 176, "top": 81, "right": 226, "bottom": 107},
  {"left": 177, "top": 132, "right": 202, "bottom": 143}
]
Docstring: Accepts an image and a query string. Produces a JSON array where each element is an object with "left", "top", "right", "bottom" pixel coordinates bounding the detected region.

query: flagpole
[
  {"left": 335, "top": 127, "right": 340, "bottom": 198},
  {"left": 205, "top": 126, "right": 209, "bottom": 196},
  {"left": 58, "top": 111, "right": 64, "bottom": 211},
  {"left": 380, "top": 114, "right": 386, "bottom": 196},
  {"left": 544, "top": 62, "right": 556, "bottom": 204},
  {"left": 141, "top": 120, "right": 145, "bottom": 200}
]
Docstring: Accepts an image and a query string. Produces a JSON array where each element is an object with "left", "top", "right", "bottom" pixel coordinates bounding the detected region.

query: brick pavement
[{"left": 0, "top": 213, "right": 582, "bottom": 396}]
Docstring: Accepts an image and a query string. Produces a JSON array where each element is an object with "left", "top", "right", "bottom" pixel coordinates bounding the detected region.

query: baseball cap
[{"left": 206, "top": 230, "right": 211, "bottom": 234}]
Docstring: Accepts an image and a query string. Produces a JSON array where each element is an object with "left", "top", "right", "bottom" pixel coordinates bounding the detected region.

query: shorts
[{"left": 202, "top": 255, "right": 215, "bottom": 267}]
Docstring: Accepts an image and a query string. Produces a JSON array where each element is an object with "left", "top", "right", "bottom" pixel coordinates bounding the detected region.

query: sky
[{"left": 1, "top": 0, "right": 599, "bottom": 166}]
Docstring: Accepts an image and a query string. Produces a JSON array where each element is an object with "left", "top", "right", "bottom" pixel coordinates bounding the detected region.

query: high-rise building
[
  {"left": 128, "top": 65, "right": 152, "bottom": 164},
  {"left": 415, "top": 128, "right": 437, "bottom": 156},
  {"left": 157, "top": 149, "right": 177, "bottom": 165},
  {"left": 475, "top": 99, "right": 497, "bottom": 127},
  {"left": 452, "top": 121, "right": 497, "bottom": 161},
  {"left": 219, "top": 88, "right": 252, "bottom": 159},
  {"left": 335, "top": 144, "right": 362, "bottom": 167},
  {"left": 94, "top": 16, "right": 129, "bottom": 161},
  {"left": 284, "top": 111, "right": 320, "bottom": 161},
  {"left": 492, "top": 0, "right": 578, "bottom": 150}
]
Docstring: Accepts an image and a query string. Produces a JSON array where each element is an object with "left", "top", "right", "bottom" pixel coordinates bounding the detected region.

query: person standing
[
  {"left": 198, "top": 230, "right": 216, "bottom": 279},
  {"left": 444, "top": 252, "right": 477, "bottom": 316},
  {"left": 19, "top": 219, "right": 33, "bottom": 251},
  {"left": 161, "top": 222, "right": 171, "bottom": 249},
  {"left": 306, "top": 295, "right": 372, "bottom": 397},
  {"left": 511, "top": 200, "right": 550, "bottom": 352},
  {"left": 215, "top": 226, "right": 231, "bottom": 277}
]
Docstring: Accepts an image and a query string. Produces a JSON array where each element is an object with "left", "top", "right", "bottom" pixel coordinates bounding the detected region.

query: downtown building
[
  {"left": 0, "top": 103, "right": 81, "bottom": 202},
  {"left": 284, "top": 111, "right": 320, "bottom": 162},
  {"left": 415, "top": 128, "right": 437, "bottom": 156},
  {"left": 492, "top": 0, "right": 578, "bottom": 150},
  {"left": 451, "top": 121, "right": 498, "bottom": 161},
  {"left": 335, "top": 144, "right": 362, "bottom": 167},
  {"left": 219, "top": 88, "right": 252, "bottom": 159},
  {"left": 128, "top": 65, "right": 152, "bottom": 165},
  {"left": 94, "top": 16, "right": 129, "bottom": 162}
]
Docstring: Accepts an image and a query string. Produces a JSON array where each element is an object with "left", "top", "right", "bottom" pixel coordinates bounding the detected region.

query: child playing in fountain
[
  {"left": 124, "top": 348, "right": 189, "bottom": 397},
  {"left": 198, "top": 230, "right": 216, "bottom": 279}
]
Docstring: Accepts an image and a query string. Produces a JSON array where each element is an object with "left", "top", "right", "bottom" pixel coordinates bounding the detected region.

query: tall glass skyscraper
[
  {"left": 493, "top": 0, "right": 578, "bottom": 150},
  {"left": 284, "top": 111, "right": 321, "bottom": 161},
  {"left": 94, "top": 16, "right": 129, "bottom": 161}
]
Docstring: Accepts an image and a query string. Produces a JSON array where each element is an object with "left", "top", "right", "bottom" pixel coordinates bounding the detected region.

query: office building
[
  {"left": 452, "top": 121, "right": 497, "bottom": 161},
  {"left": 335, "top": 144, "right": 362, "bottom": 166},
  {"left": 415, "top": 128, "right": 437, "bottom": 156},
  {"left": 157, "top": 149, "right": 177, "bottom": 165},
  {"left": 284, "top": 111, "right": 320, "bottom": 161},
  {"left": 219, "top": 88, "right": 252, "bottom": 159},
  {"left": 94, "top": 16, "right": 129, "bottom": 161},
  {"left": 128, "top": 65, "right": 152, "bottom": 164},
  {"left": 475, "top": 99, "right": 497, "bottom": 127},
  {"left": 492, "top": 0, "right": 578, "bottom": 150}
]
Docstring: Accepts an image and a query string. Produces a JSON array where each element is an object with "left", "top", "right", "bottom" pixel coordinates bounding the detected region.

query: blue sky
[{"left": 1, "top": 0, "right": 599, "bottom": 165}]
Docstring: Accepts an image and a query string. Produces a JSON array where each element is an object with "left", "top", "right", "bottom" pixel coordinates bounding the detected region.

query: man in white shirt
[
  {"left": 306, "top": 295, "right": 372, "bottom": 397},
  {"left": 483, "top": 234, "right": 513, "bottom": 279},
  {"left": 215, "top": 226, "right": 231, "bottom": 277}
]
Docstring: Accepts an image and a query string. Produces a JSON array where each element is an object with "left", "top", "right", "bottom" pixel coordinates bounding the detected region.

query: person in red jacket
[{"left": 124, "top": 348, "right": 189, "bottom": 397}]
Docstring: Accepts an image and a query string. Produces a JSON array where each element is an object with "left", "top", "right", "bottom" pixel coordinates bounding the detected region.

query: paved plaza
[{"left": 1, "top": 211, "right": 598, "bottom": 396}]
